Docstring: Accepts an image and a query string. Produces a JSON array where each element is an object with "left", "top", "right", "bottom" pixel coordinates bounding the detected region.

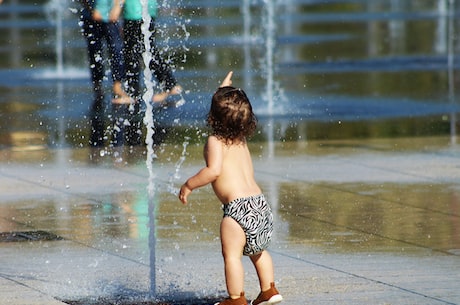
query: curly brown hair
[{"left": 207, "top": 86, "right": 257, "bottom": 144}]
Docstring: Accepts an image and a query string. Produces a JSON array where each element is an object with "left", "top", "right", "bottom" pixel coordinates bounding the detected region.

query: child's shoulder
[
  {"left": 207, "top": 135, "right": 224, "bottom": 146},
  {"left": 208, "top": 135, "right": 247, "bottom": 147}
]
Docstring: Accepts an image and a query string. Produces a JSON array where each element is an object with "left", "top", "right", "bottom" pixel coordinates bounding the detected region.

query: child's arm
[
  {"left": 109, "top": 0, "right": 124, "bottom": 22},
  {"left": 179, "top": 136, "right": 222, "bottom": 204},
  {"left": 220, "top": 71, "right": 233, "bottom": 87},
  {"left": 92, "top": 0, "right": 105, "bottom": 21},
  {"left": 92, "top": 9, "right": 103, "bottom": 21}
]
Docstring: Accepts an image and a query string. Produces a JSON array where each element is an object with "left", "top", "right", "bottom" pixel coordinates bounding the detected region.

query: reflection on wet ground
[
  {"left": 1, "top": 136, "right": 459, "bottom": 304},
  {"left": 1, "top": 137, "right": 459, "bottom": 258},
  {"left": 278, "top": 182, "right": 460, "bottom": 255},
  {"left": 2, "top": 180, "right": 459, "bottom": 256}
]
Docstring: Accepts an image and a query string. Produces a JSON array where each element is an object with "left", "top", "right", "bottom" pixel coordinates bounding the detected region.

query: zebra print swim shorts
[{"left": 223, "top": 194, "right": 273, "bottom": 256}]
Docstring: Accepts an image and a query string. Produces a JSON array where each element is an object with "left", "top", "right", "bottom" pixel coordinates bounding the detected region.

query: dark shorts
[{"left": 223, "top": 194, "right": 273, "bottom": 256}]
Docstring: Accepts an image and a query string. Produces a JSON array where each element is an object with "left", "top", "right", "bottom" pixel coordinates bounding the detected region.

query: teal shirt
[
  {"left": 94, "top": 0, "right": 112, "bottom": 22},
  {"left": 124, "top": 0, "right": 157, "bottom": 20}
]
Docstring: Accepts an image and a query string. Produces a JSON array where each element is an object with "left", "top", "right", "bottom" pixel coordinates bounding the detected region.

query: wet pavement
[
  {"left": 1, "top": 1, "right": 460, "bottom": 304},
  {"left": 1, "top": 137, "right": 459, "bottom": 305}
]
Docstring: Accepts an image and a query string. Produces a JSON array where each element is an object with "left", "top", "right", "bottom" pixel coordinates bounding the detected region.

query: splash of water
[
  {"left": 45, "top": 0, "right": 65, "bottom": 77},
  {"left": 264, "top": 0, "right": 275, "bottom": 115},
  {"left": 168, "top": 137, "right": 190, "bottom": 195},
  {"left": 43, "top": 0, "right": 88, "bottom": 80},
  {"left": 140, "top": 0, "right": 190, "bottom": 298},
  {"left": 157, "top": 1, "right": 190, "bottom": 107},
  {"left": 139, "top": 0, "right": 157, "bottom": 298},
  {"left": 447, "top": 0, "right": 457, "bottom": 144},
  {"left": 260, "top": 0, "right": 287, "bottom": 116},
  {"left": 242, "top": 0, "right": 253, "bottom": 88}
]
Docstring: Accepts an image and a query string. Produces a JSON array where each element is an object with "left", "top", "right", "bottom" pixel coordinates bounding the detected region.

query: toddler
[{"left": 179, "top": 72, "right": 282, "bottom": 305}]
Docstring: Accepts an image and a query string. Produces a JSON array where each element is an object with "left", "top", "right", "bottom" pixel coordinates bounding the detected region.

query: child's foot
[
  {"left": 250, "top": 283, "right": 282, "bottom": 305},
  {"left": 112, "top": 81, "right": 134, "bottom": 104},
  {"left": 152, "top": 85, "right": 183, "bottom": 103},
  {"left": 214, "top": 292, "right": 247, "bottom": 305},
  {"left": 152, "top": 91, "right": 169, "bottom": 103},
  {"left": 169, "top": 85, "right": 183, "bottom": 95}
]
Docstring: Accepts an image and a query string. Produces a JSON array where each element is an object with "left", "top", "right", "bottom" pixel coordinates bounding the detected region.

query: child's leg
[
  {"left": 105, "top": 22, "right": 132, "bottom": 103},
  {"left": 105, "top": 22, "right": 125, "bottom": 87},
  {"left": 82, "top": 19, "right": 104, "bottom": 98},
  {"left": 249, "top": 250, "right": 275, "bottom": 292},
  {"left": 220, "top": 216, "right": 246, "bottom": 299}
]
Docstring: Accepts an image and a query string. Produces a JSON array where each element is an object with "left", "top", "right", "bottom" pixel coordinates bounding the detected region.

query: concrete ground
[{"left": 1, "top": 139, "right": 459, "bottom": 305}]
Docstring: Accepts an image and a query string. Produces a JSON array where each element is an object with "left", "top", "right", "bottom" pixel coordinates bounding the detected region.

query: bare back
[{"left": 211, "top": 137, "right": 261, "bottom": 204}]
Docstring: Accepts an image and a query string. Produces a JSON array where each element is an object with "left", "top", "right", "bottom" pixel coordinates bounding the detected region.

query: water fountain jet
[
  {"left": 139, "top": 0, "right": 158, "bottom": 298},
  {"left": 447, "top": 0, "right": 457, "bottom": 145},
  {"left": 44, "top": 0, "right": 87, "bottom": 80},
  {"left": 45, "top": 0, "right": 64, "bottom": 76},
  {"left": 263, "top": 0, "right": 276, "bottom": 116},
  {"left": 259, "top": 0, "right": 287, "bottom": 118}
]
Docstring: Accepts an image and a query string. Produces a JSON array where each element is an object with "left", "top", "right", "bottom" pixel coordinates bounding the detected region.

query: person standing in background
[
  {"left": 120, "top": 0, "right": 183, "bottom": 145},
  {"left": 77, "top": 0, "right": 131, "bottom": 148},
  {"left": 123, "top": 0, "right": 182, "bottom": 103},
  {"left": 89, "top": 0, "right": 132, "bottom": 104}
]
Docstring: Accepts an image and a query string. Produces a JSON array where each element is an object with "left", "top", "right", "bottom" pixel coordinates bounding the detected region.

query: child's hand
[
  {"left": 109, "top": 5, "right": 122, "bottom": 22},
  {"left": 92, "top": 9, "right": 103, "bottom": 21},
  {"left": 178, "top": 183, "right": 192, "bottom": 204},
  {"left": 220, "top": 71, "right": 233, "bottom": 87}
]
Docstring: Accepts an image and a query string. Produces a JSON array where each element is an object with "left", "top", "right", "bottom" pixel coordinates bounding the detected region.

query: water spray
[
  {"left": 140, "top": 0, "right": 157, "bottom": 298},
  {"left": 45, "top": 0, "right": 65, "bottom": 77},
  {"left": 168, "top": 136, "right": 190, "bottom": 196}
]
